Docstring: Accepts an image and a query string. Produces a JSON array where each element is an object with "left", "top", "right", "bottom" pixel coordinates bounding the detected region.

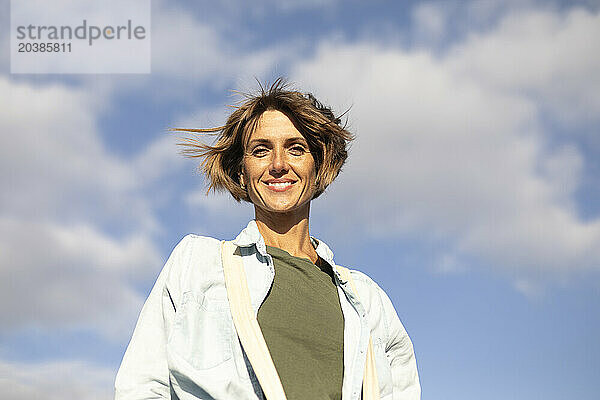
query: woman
[{"left": 114, "top": 80, "right": 420, "bottom": 400}]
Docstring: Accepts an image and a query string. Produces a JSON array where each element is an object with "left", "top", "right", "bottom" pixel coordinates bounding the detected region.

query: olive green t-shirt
[{"left": 257, "top": 245, "right": 344, "bottom": 400}]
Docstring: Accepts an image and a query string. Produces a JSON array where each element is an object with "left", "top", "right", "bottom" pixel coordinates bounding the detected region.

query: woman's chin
[{"left": 255, "top": 201, "right": 310, "bottom": 217}]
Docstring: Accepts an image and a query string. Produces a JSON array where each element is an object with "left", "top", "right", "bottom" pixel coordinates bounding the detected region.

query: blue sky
[{"left": 1, "top": 0, "right": 600, "bottom": 399}]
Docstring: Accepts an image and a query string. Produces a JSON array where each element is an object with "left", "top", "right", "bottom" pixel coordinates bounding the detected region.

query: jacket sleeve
[
  {"left": 377, "top": 285, "right": 421, "bottom": 400},
  {"left": 114, "top": 235, "right": 192, "bottom": 400}
]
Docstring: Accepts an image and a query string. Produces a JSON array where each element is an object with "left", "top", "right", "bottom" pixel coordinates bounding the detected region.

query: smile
[{"left": 263, "top": 181, "right": 296, "bottom": 192}]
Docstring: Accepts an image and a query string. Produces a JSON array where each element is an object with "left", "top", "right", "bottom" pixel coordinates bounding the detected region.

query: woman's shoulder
[
  {"left": 167, "top": 233, "right": 221, "bottom": 262},
  {"left": 177, "top": 233, "right": 222, "bottom": 248},
  {"left": 339, "top": 267, "right": 394, "bottom": 312},
  {"left": 164, "top": 234, "right": 223, "bottom": 279},
  {"left": 342, "top": 267, "right": 383, "bottom": 293}
]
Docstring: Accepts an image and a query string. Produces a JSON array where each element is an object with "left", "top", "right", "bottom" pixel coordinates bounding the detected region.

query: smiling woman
[{"left": 114, "top": 79, "right": 421, "bottom": 400}]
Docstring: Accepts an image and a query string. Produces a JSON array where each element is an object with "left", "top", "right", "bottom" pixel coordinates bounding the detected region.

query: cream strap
[
  {"left": 220, "top": 240, "right": 287, "bottom": 400},
  {"left": 336, "top": 266, "right": 380, "bottom": 400}
]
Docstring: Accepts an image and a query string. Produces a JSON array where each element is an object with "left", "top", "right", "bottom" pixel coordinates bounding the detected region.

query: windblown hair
[{"left": 172, "top": 78, "right": 354, "bottom": 202}]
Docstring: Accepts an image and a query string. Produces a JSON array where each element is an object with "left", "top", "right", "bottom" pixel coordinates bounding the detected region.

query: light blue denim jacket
[{"left": 115, "top": 220, "right": 420, "bottom": 400}]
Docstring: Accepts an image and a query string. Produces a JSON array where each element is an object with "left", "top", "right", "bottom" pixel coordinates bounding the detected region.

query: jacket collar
[{"left": 232, "top": 219, "right": 336, "bottom": 266}]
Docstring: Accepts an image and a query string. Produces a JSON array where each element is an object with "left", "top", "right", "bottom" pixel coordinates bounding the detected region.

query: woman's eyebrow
[
  {"left": 286, "top": 137, "right": 308, "bottom": 144},
  {"left": 247, "top": 138, "right": 271, "bottom": 146},
  {"left": 248, "top": 137, "right": 307, "bottom": 146}
]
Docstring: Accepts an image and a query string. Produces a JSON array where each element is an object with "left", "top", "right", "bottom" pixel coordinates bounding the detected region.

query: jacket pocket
[{"left": 168, "top": 291, "right": 234, "bottom": 370}]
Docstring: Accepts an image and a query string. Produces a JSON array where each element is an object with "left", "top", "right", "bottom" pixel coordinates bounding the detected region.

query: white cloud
[
  {"left": 0, "top": 74, "right": 192, "bottom": 232},
  {"left": 514, "top": 278, "right": 544, "bottom": 299},
  {"left": 0, "top": 77, "right": 148, "bottom": 229},
  {"left": 290, "top": 6, "right": 600, "bottom": 282},
  {"left": 412, "top": 3, "right": 448, "bottom": 45},
  {"left": 0, "top": 359, "right": 114, "bottom": 400},
  {"left": 0, "top": 76, "right": 184, "bottom": 338},
  {"left": 447, "top": 6, "right": 600, "bottom": 125},
  {"left": 0, "top": 216, "right": 155, "bottom": 338}
]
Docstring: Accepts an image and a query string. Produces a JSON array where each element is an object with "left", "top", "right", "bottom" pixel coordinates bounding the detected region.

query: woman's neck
[{"left": 254, "top": 205, "right": 318, "bottom": 264}]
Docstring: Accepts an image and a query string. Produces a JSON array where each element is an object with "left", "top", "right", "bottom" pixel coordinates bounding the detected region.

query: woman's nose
[{"left": 270, "top": 148, "right": 288, "bottom": 173}]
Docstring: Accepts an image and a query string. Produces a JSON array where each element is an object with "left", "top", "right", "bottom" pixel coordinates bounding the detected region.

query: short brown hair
[{"left": 172, "top": 78, "right": 354, "bottom": 202}]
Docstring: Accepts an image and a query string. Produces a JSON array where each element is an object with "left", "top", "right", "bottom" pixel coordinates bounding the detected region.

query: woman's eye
[
  {"left": 289, "top": 146, "right": 306, "bottom": 155},
  {"left": 252, "top": 147, "right": 268, "bottom": 157}
]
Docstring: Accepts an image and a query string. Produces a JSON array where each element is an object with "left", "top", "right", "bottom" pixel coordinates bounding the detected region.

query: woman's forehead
[{"left": 248, "top": 110, "right": 306, "bottom": 142}]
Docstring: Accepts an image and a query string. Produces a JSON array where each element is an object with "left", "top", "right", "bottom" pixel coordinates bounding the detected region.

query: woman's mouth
[{"left": 264, "top": 180, "right": 296, "bottom": 192}]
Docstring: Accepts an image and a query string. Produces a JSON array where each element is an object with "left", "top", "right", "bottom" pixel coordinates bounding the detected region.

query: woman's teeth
[{"left": 268, "top": 182, "right": 293, "bottom": 188}]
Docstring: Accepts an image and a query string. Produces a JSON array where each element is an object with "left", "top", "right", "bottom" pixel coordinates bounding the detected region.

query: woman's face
[{"left": 241, "top": 109, "right": 317, "bottom": 217}]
